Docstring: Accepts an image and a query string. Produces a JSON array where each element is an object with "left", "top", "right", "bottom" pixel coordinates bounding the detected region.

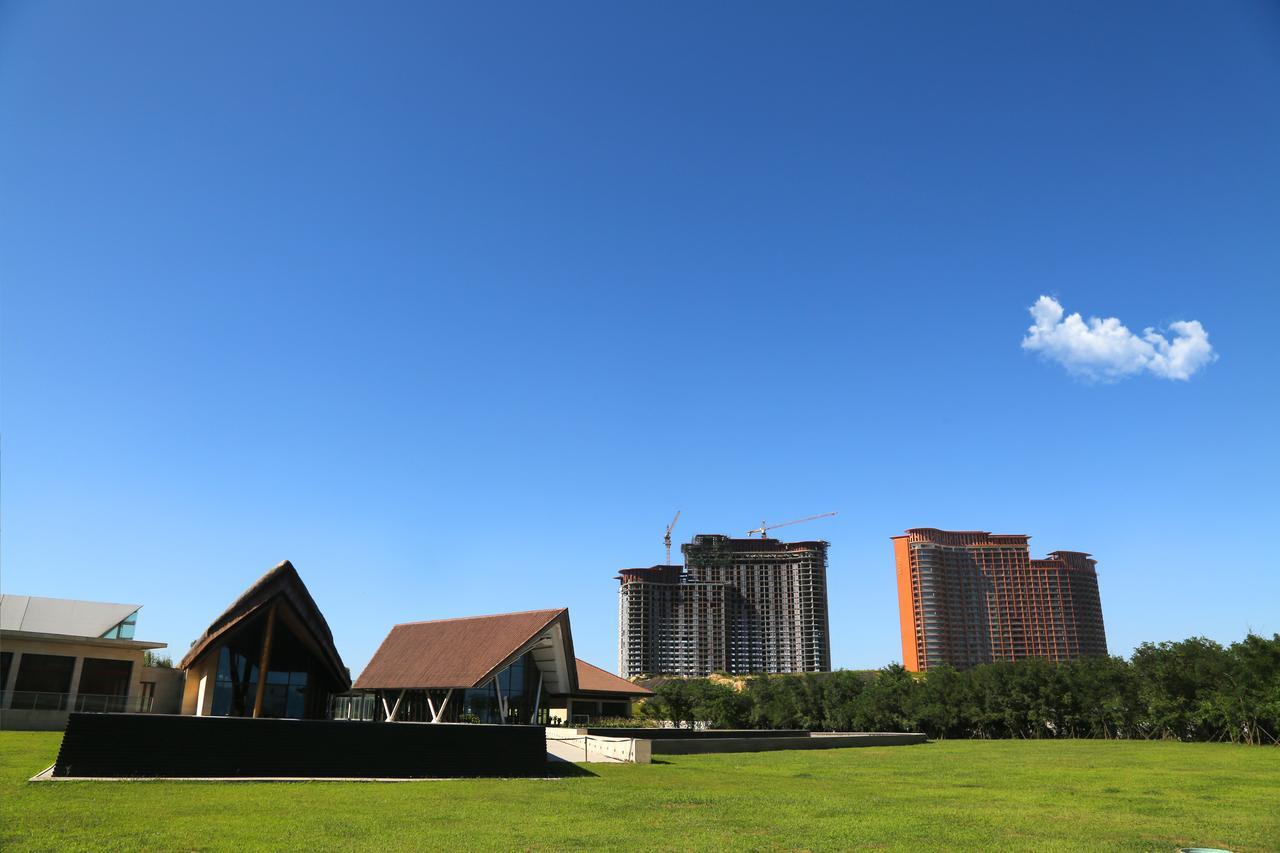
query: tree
[
  {"left": 1223, "top": 633, "right": 1280, "bottom": 745},
  {"left": 630, "top": 632, "right": 1279, "bottom": 745},
  {"left": 644, "top": 680, "right": 698, "bottom": 728},
  {"left": 820, "top": 670, "right": 868, "bottom": 732},
  {"left": 1132, "top": 637, "right": 1232, "bottom": 741},
  {"left": 915, "top": 665, "right": 965, "bottom": 738},
  {"left": 688, "top": 679, "right": 751, "bottom": 729},
  {"left": 852, "top": 665, "right": 918, "bottom": 734}
]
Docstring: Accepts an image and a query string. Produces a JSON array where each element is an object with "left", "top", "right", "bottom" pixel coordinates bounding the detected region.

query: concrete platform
[
  {"left": 649, "top": 732, "right": 926, "bottom": 755},
  {"left": 546, "top": 728, "right": 652, "bottom": 763},
  {"left": 30, "top": 764, "right": 570, "bottom": 783}
]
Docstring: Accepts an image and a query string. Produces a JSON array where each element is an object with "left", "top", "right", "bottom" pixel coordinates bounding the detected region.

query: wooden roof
[
  {"left": 178, "top": 560, "right": 350, "bottom": 691},
  {"left": 573, "top": 659, "right": 654, "bottom": 697},
  {"left": 354, "top": 609, "right": 577, "bottom": 692}
]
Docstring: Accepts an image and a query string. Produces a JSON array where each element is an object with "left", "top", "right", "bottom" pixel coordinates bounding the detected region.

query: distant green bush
[
  {"left": 588, "top": 717, "right": 660, "bottom": 728},
  {"left": 639, "top": 632, "right": 1280, "bottom": 745}
]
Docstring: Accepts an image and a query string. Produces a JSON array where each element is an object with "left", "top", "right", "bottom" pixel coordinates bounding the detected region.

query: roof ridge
[{"left": 393, "top": 607, "right": 566, "bottom": 627}]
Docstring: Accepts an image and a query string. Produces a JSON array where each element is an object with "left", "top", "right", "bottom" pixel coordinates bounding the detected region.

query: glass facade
[
  {"left": 457, "top": 651, "right": 540, "bottom": 724},
  {"left": 330, "top": 692, "right": 378, "bottom": 721},
  {"left": 568, "top": 699, "right": 630, "bottom": 724},
  {"left": 210, "top": 612, "right": 316, "bottom": 718}
]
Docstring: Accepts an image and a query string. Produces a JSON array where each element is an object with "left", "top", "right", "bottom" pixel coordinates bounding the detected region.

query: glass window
[
  {"left": 11, "top": 653, "right": 76, "bottom": 709},
  {"left": 78, "top": 658, "right": 133, "bottom": 697},
  {"left": 286, "top": 671, "right": 308, "bottom": 719},
  {"left": 100, "top": 611, "right": 139, "bottom": 639},
  {"left": 460, "top": 684, "right": 499, "bottom": 723},
  {"left": 213, "top": 645, "right": 254, "bottom": 716},
  {"left": 457, "top": 651, "right": 542, "bottom": 724},
  {"left": 14, "top": 653, "right": 76, "bottom": 693}
]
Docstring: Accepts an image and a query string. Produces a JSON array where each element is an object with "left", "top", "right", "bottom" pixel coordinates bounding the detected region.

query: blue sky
[{"left": 2, "top": 2, "right": 1277, "bottom": 675}]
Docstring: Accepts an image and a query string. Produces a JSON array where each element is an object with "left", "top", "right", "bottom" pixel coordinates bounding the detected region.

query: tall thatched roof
[{"left": 179, "top": 560, "right": 350, "bottom": 691}]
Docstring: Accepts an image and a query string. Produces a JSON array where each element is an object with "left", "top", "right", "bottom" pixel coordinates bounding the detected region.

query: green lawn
[{"left": 1, "top": 732, "right": 1276, "bottom": 851}]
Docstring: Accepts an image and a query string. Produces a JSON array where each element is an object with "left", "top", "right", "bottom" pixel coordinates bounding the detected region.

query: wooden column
[{"left": 251, "top": 602, "right": 279, "bottom": 718}]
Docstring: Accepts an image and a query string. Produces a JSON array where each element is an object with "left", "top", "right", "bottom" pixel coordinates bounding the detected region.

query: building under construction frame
[{"left": 617, "top": 535, "right": 832, "bottom": 678}]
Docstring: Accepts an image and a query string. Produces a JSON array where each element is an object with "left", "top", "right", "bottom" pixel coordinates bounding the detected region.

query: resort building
[
  {"left": 0, "top": 594, "right": 178, "bottom": 730},
  {"left": 351, "top": 608, "right": 652, "bottom": 725},
  {"left": 178, "top": 560, "right": 351, "bottom": 719},
  {"left": 893, "top": 528, "right": 1109, "bottom": 671},
  {"left": 618, "top": 534, "right": 832, "bottom": 678}
]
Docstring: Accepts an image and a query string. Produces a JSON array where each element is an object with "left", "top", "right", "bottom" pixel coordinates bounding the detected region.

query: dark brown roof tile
[
  {"left": 574, "top": 659, "right": 654, "bottom": 696},
  {"left": 354, "top": 609, "right": 573, "bottom": 690}
]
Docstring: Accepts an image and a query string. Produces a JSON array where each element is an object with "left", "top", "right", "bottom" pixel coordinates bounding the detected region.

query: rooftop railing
[{"left": 2, "top": 691, "right": 156, "bottom": 713}]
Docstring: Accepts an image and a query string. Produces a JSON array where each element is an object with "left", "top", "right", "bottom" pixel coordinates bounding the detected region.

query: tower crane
[
  {"left": 664, "top": 511, "right": 681, "bottom": 564},
  {"left": 746, "top": 511, "right": 837, "bottom": 539}
]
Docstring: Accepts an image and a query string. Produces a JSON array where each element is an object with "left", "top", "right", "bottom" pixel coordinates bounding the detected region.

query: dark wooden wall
[{"left": 53, "top": 713, "right": 547, "bottom": 778}]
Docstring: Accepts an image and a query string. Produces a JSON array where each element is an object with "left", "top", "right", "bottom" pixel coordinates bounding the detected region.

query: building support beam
[
  {"left": 493, "top": 678, "right": 507, "bottom": 723},
  {"left": 431, "top": 688, "right": 453, "bottom": 723},
  {"left": 386, "top": 690, "right": 404, "bottom": 722},
  {"left": 0, "top": 652, "right": 22, "bottom": 710},
  {"left": 251, "top": 602, "right": 279, "bottom": 718},
  {"left": 66, "top": 656, "right": 85, "bottom": 713},
  {"left": 529, "top": 669, "right": 543, "bottom": 724}
]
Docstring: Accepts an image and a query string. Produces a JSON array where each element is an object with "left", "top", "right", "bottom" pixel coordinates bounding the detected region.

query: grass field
[{"left": 1, "top": 732, "right": 1276, "bottom": 851}]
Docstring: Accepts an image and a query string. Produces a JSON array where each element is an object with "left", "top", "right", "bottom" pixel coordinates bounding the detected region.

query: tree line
[{"left": 637, "top": 633, "right": 1280, "bottom": 745}]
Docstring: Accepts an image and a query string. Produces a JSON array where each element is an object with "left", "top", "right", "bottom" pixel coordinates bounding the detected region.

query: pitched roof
[
  {"left": 0, "top": 595, "right": 140, "bottom": 638},
  {"left": 179, "top": 561, "right": 350, "bottom": 691},
  {"left": 354, "top": 609, "right": 575, "bottom": 691},
  {"left": 574, "top": 659, "right": 654, "bottom": 697}
]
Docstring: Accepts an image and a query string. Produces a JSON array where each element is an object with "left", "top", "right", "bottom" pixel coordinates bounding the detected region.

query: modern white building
[{"left": 0, "top": 594, "right": 178, "bottom": 730}]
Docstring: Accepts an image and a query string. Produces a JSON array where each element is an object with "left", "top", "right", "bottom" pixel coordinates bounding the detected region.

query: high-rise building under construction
[
  {"left": 893, "top": 528, "right": 1108, "bottom": 672},
  {"left": 617, "top": 535, "right": 832, "bottom": 678}
]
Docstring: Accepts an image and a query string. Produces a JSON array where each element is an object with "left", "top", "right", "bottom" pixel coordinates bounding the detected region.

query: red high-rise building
[{"left": 893, "top": 528, "right": 1107, "bottom": 672}]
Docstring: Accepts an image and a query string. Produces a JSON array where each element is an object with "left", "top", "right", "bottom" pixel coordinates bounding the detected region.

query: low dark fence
[
  {"left": 582, "top": 727, "right": 810, "bottom": 740},
  {"left": 53, "top": 713, "right": 547, "bottom": 778}
]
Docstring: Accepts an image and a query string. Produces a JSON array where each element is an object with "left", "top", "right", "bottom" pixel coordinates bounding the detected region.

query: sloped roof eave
[{"left": 572, "top": 658, "right": 655, "bottom": 697}]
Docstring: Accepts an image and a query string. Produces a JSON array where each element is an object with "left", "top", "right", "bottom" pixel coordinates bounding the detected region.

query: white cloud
[{"left": 1021, "top": 296, "right": 1216, "bottom": 381}]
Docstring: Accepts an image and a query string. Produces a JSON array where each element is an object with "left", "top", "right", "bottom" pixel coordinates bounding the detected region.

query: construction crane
[
  {"left": 664, "top": 510, "right": 681, "bottom": 564},
  {"left": 746, "top": 511, "right": 837, "bottom": 539}
]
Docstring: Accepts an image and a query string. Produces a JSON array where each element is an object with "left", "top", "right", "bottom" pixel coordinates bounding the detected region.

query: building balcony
[{"left": 3, "top": 690, "right": 155, "bottom": 714}]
